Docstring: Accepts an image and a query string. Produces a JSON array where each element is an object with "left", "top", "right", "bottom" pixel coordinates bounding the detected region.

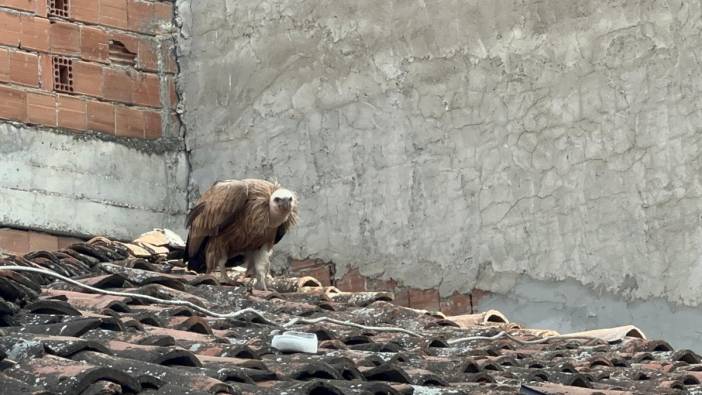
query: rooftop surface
[{"left": 0, "top": 229, "right": 700, "bottom": 395}]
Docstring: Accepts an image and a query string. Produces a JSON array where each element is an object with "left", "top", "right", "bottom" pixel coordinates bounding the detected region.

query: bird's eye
[{"left": 274, "top": 197, "right": 280, "bottom": 202}]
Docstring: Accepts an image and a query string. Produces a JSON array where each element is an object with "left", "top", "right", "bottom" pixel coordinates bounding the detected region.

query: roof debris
[{"left": 0, "top": 229, "right": 699, "bottom": 394}]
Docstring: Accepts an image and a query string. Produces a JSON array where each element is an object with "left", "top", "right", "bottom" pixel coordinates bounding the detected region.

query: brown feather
[
  {"left": 193, "top": 180, "right": 249, "bottom": 234},
  {"left": 184, "top": 178, "right": 298, "bottom": 274},
  {"left": 185, "top": 202, "right": 205, "bottom": 228}
]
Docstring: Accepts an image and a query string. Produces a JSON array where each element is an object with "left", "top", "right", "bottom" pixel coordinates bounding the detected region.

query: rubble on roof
[{"left": 0, "top": 229, "right": 700, "bottom": 394}]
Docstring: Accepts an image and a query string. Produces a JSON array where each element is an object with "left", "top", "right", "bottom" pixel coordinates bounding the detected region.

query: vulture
[{"left": 184, "top": 178, "right": 298, "bottom": 291}]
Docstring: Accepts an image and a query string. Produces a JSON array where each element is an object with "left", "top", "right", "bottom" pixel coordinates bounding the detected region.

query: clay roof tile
[{"left": 0, "top": 231, "right": 693, "bottom": 395}]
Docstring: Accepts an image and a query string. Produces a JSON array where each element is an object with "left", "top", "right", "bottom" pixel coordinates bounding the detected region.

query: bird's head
[{"left": 270, "top": 188, "right": 295, "bottom": 214}]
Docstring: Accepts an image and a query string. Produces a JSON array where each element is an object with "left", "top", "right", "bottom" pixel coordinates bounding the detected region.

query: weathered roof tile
[{"left": 0, "top": 232, "right": 698, "bottom": 394}]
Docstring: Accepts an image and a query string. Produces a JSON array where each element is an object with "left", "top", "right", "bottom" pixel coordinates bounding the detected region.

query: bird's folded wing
[{"left": 187, "top": 180, "right": 249, "bottom": 235}]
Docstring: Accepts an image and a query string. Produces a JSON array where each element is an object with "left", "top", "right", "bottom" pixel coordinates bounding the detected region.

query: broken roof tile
[{"left": 135, "top": 229, "right": 186, "bottom": 250}]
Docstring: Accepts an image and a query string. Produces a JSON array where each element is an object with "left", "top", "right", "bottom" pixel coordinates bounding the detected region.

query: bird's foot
[{"left": 253, "top": 276, "right": 268, "bottom": 292}]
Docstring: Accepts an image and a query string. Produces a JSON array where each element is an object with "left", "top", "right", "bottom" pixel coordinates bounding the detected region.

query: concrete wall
[
  {"left": 0, "top": 123, "right": 188, "bottom": 240},
  {"left": 177, "top": 0, "right": 702, "bottom": 347},
  {"left": 477, "top": 277, "right": 702, "bottom": 352}
]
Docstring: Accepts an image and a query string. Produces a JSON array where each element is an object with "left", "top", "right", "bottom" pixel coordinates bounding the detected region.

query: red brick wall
[
  {"left": 0, "top": 228, "right": 82, "bottom": 255},
  {"left": 290, "top": 260, "right": 486, "bottom": 316},
  {"left": 0, "top": 0, "right": 176, "bottom": 139}
]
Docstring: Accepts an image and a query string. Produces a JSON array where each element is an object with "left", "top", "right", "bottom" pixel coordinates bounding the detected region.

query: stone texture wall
[
  {"left": 178, "top": 0, "right": 702, "bottom": 300},
  {"left": 163, "top": 0, "right": 702, "bottom": 347}
]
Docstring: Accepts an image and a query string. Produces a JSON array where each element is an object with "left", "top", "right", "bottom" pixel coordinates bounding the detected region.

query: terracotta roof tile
[
  {"left": 0, "top": 230, "right": 698, "bottom": 394},
  {"left": 0, "top": 372, "right": 54, "bottom": 395},
  {"left": 4, "top": 353, "right": 141, "bottom": 394}
]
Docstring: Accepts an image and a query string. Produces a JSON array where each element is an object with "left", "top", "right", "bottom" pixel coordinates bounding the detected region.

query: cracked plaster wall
[
  {"left": 0, "top": 123, "right": 188, "bottom": 240},
  {"left": 177, "top": 0, "right": 702, "bottom": 338}
]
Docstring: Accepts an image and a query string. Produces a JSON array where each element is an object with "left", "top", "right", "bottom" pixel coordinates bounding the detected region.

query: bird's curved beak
[{"left": 280, "top": 197, "right": 292, "bottom": 210}]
